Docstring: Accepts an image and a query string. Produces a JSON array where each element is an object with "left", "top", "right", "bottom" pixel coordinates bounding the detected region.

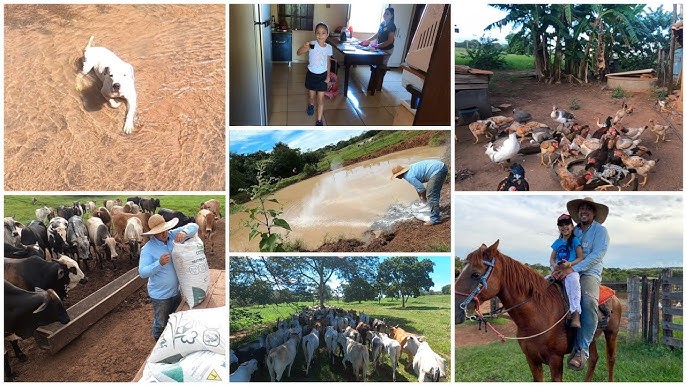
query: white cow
[
  {"left": 230, "top": 359, "right": 258, "bottom": 382},
  {"left": 324, "top": 325, "right": 339, "bottom": 364},
  {"left": 379, "top": 332, "right": 402, "bottom": 381},
  {"left": 403, "top": 335, "right": 446, "bottom": 382},
  {"left": 301, "top": 328, "right": 320, "bottom": 375},
  {"left": 266, "top": 333, "right": 299, "bottom": 382},
  {"left": 336, "top": 334, "right": 369, "bottom": 382}
]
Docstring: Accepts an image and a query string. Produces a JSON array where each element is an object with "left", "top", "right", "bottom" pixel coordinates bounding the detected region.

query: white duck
[{"left": 485, "top": 128, "right": 520, "bottom": 170}]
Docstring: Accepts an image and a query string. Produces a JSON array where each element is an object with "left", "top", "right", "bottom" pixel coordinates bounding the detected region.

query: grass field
[
  {"left": 4, "top": 194, "right": 226, "bottom": 224},
  {"left": 455, "top": 332, "right": 682, "bottom": 382},
  {"left": 455, "top": 47, "right": 534, "bottom": 70},
  {"left": 230, "top": 295, "right": 451, "bottom": 382}
]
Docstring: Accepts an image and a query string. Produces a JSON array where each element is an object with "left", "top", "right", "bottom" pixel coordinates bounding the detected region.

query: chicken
[
  {"left": 573, "top": 135, "right": 602, "bottom": 157},
  {"left": 648, "top": 119, "right": 668, "bottom": 143},
  {"left": 539, "top": 139, "right": 559, "bottom": 165},
  {"left": 555, "top": 161, "right": 585, "bottom": 191},
  {"left": 619, "top": 125, "right": 647, "bottom": 141},
  {"left": 515, "top": 121, "right": 548, "bottom": 143},
  {"left": 619, "top": 153, "right": 658, "bottom": 187},
  {"left": 550, "top": 105, "right": 575, "bottom": 124},
  {"left": 612, "top": 103, "right": 635, "bottom": 124},
  {"left": 468, "top": 119, "right": 495, "bottom": 144},
  {"left": 496, "top": 163, "right": 529, "bottom": 191},
  {"left": 488, "top": 115, "right": 515, "bottom": 126},
  {"left": 530, "top": 127, "right": 554, "bottom": 144},
  {"left": 594, "top": 116, "right": 612, "bottom": 129},
  {"left": 485, "top": 128, "right": 520, "bottom": 170},
  {"left": 611, "top": 135, "right": 641, "bottom": 151},
  {"left": 558, "top": 136, "right": 579, "bottom": 164},
  {"left": 626, "top": 145, "right": 652, "bottom": 158},
  {"left": 586, "top": 164, "right": 636, "bottom": 191},
  {"left": 512, "top": 108, "right": 532, "bottom": 123},
  {"left": 584, "top": 136, "right": 613, "bottom": 171}
]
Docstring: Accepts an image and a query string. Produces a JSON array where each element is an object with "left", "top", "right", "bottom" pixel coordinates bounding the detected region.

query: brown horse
[{"left": 455, "top": 240, "right": 621, "bottom": 382}]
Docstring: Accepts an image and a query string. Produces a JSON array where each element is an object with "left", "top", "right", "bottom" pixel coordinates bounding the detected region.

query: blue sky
[
  {"left": 229, "top": 129, "right": 366, "bottom": 155},
  {"left": 455, "top": 3, "right": 673, "bottom": 43},
  {"left": 454, "top": 194, "right": 683, "bottom": 269}
]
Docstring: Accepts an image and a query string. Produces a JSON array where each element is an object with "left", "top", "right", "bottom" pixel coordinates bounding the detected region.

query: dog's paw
[
  {"left": 108, "top": 99, "right": 122, "bottom": 108},
  {"left": 123, "top": 122, "right": 134, "bottom": 134}
]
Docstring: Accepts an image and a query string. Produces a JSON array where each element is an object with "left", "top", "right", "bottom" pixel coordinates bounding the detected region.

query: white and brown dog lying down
[{"left": 78, "top": 36, "right": 137, "bottom": 134}]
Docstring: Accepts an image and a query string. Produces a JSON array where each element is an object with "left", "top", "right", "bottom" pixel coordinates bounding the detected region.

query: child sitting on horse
[{"left": 549, "top": 213, "right": 585, "bottom": 328}]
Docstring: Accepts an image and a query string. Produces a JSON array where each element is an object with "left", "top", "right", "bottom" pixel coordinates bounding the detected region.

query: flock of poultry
[{"left": 468, "top": 102, "right": 669, "bottom": 191}]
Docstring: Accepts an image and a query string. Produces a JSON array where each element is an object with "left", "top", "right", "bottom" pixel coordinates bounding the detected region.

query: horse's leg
[
  {"left": 584, "top": 339, "right": 599, "bottom": 382},
  {"left": 525, "top": 358, "right": 545, "bottom": 382},
  {"left": 549, "top": 355, "right": 565, "bottom": 382},
  {"left": 604, "top": 329, "right": 618, "bottom": 382}
]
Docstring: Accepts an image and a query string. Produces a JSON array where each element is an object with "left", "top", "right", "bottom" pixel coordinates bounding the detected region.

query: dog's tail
[{"left": 84, "top": 36, "right": 95, "bottom": 52}]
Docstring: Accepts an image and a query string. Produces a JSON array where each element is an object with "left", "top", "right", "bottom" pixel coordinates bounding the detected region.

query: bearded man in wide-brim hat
[{"left": 553, "top": 197, "right": 610, "bottom": 372}]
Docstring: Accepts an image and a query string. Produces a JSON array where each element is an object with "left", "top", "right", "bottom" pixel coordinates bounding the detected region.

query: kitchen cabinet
[{"left": 272, "top": 31, "right": 292, "bottom": 63}]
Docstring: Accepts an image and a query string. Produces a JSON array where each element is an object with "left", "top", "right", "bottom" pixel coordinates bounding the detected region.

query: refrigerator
[
  {"left": 229, "top": 4, "right": 272, "bottom": 126},
  {"left": 387, "top": 4, "right": 415, "bottom": 68}
]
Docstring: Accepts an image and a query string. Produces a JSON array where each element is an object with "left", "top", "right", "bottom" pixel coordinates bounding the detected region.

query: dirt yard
[
  {"left": 3, "top": 4, "right": 225, "bottom": 191},
  {"left": 456, "top": 70, "right": 683, "bottom": 191},
  {"left": 6, "top": 219, "right": 225, "bottom": 382}
]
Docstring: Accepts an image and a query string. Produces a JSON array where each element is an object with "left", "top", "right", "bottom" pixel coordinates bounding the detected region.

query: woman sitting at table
[{"left": 362, "top": 6, "right": 395, "bottom": 68}]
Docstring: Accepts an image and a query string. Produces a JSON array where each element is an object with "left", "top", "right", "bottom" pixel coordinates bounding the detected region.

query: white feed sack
[
  {"left": 172, "top": 234, "right": 210, "bottom": 308},
  {"left": 148, "top": 306, "right": 227, "bottom": 364},
  {"left": 140, "top": 350, "right": 227, "bottom": 382},
  {"left": 411, "top": 201, "right": 431, "bottom": 222}
]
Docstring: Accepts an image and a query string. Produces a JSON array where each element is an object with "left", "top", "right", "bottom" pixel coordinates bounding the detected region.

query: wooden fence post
[
  {"left": 649, "top": 278, "right": 660, "bottom": 344},
  {"left": 661, "top": 269, "right": 673, "bottom": 346},
  {"left": 641, "top": 276, "right": 649, "bottom": 341},
  {"left": 627, "top": 275, "right": 641, "bottom": 337}
]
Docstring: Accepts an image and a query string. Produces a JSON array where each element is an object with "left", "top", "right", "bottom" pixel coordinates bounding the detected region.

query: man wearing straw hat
[
  {"left": 552, "top": 197, "right": 609, "bottom": 371},
  {"left": 139, "top": 214, "right": 199, "bottom": 340},
  {"left": 391, "top": 159, "right": 448, "bottom": 226}
]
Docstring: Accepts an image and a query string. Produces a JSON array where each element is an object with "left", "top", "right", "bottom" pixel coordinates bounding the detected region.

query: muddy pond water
[{"left": 229, "top": 145, "right": 447, "bottom": 251}]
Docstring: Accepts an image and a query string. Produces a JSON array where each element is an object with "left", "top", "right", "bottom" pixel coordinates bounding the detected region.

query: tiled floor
[{"left": 269, "top": 62, "right": 412, "bottom": 126}]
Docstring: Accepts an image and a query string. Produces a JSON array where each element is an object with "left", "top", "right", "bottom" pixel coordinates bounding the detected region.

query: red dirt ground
[
  {"left": 6, "top": 219, "right": 225, "bottom": 382},
  {"left": 456, "top": 70, "right": 683, "bottom": 191}
]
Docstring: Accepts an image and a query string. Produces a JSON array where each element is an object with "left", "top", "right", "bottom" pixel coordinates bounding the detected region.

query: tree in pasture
[
  {"left": 441, "top": 284, "right": 451, "bottom": 295},
  {"left": 376, "top": 257, "right": 435, "bottom": 308},
  {"left": 259, "top": 256, "right": 379, "bottom": 308},
  {"left": 342, "top": 277, "right": 376, "bottom": 303}
]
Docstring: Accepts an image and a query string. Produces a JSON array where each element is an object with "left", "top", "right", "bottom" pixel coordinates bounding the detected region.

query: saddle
[{"left": 553, "top": 282, "right": 615, "bottom": 329}]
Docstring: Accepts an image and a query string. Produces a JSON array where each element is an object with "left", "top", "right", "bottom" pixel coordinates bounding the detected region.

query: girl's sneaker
[
  {"left": 316, "top": 120, "right": 324, "bottom": 126},
  {"left": 307, "top": 104, "right": 315, "bottom": 116}
]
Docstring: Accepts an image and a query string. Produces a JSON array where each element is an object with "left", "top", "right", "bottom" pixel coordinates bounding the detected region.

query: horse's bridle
[{"left": 457, "top": 254, "right": 495, "bottom": 311}]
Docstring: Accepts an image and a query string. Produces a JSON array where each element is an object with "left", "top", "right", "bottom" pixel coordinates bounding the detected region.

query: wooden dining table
[{"left": 327, "top": 37, "right": 387, "bottom": 96}]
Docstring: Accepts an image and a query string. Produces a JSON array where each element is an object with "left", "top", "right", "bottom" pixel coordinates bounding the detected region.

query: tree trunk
[
  {"left": 318, "top": 280, "right": 325, "bottom": 308},
  {"left": 578, "top": 41, "right": 591, "bottom": 83},
  {"left": 595, "top": 20, "right": 607, "bottom": 79},
  {"left": 551, "top": 32, "right": 563, "bottom": 83}
]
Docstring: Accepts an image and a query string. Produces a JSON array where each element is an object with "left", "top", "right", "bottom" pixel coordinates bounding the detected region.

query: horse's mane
[{"left": 467, "top": 245, "right": 553, "bottom": 302}]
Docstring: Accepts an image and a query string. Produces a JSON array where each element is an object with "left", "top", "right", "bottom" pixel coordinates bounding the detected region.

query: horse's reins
[{"left": 456, "top": 254, "right": 569, "bottom": 342}]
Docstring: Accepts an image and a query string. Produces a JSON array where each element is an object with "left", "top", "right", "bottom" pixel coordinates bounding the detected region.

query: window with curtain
[{"left": 348, "top": 3, "right": 387, "bottom": 33}]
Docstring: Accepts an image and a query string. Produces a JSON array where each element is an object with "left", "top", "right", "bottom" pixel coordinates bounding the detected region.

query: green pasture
[
  {"left": 4, "top": 194, "right": 225, "bottom": 224},
  {"left": 455, "top": 47, "right": 534, "bottom": 70},
  {"left": 230, "top": 295, "right": 451, "bottom": 382},
  {"left": 455, "top": 331, "right": 682, "bottom": 382}
]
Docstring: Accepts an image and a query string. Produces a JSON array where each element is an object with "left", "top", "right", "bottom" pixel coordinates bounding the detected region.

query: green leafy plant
[
  {"left": 240, "top": 163, "right": 292, "bottom": 252},
  {"left": 651, "top": 86, "right": 668, "bottom": 101},
  {"left": 612, "top": 86, "right": 626, "bottom": 99},
  {"left": 466, "top": 38, "right": 506, "bottom": 70}
]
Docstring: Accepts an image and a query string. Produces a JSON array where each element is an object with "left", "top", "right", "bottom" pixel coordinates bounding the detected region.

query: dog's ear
[{"left": 103, "top": 66, "right": 110, "bottom": 75}]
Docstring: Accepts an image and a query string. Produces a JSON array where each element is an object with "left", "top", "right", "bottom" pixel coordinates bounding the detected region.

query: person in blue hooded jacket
[{"left": 138, "top": 213, "right": 199, "bottom": 340}]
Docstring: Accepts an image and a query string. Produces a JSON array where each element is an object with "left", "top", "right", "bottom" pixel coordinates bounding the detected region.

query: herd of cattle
[
  {"left": 3, "top": 197, "right": 222, "bottom": 381},
  {"left": 230, "top": 306, "right": 447, "bottom": 382}
]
